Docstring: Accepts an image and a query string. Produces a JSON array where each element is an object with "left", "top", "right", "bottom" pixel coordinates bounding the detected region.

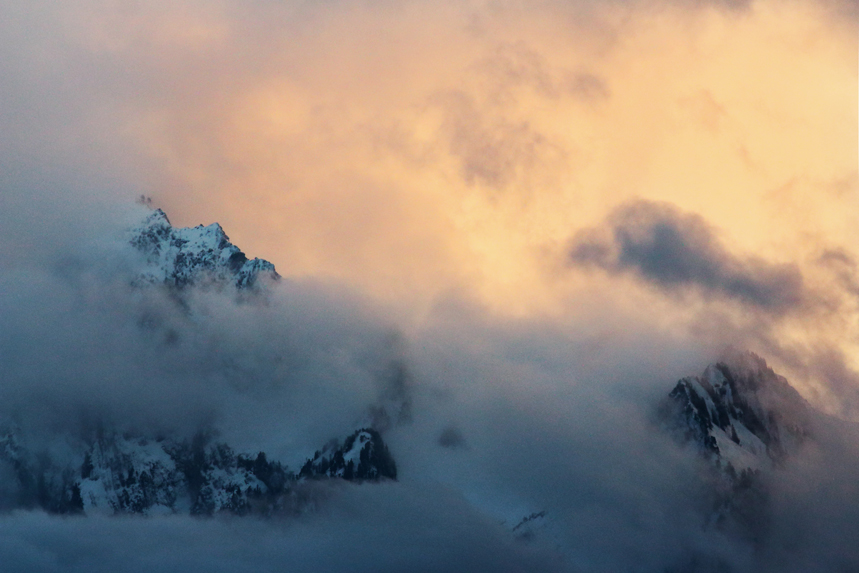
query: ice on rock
[
  {"left": 0, "top": 428, "right": 396, "bottom": 516},
  {"left": 129, "top": 209, "right": 279, "bottom": 289},
  {"left": 665, "top": 350, "right": 812, "bottom": 472}
]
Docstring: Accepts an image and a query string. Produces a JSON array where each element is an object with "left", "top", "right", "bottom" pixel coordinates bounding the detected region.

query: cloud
[
  {"left": 0, "top": 204, "right": 720, "bottom": 570},
  {"left": 435, "top": 90, "right": 568, "bottom": 190},
  {"left": 0, "top": 199, "right": 850, "bottom": 569},
  {"left": 0, "top": 208, "right": 413, "bottom": 459},
  {"left": 570, "top": 199, "right": 807, "bottom": 314},
  {"left": 0, "top": 197, "right": 857, "bottom": 570},
  {"left": 0, "top": 484, "right": 562, "bottom": 573},
  {"left": 0, "top": 0, "right": 857, "bottom": 570},
  {"left": 1, "top": 0, "right": 855, "bottom": 320},
  {"left": 817, "top": 248, "right": 859, "bottom": 300}
]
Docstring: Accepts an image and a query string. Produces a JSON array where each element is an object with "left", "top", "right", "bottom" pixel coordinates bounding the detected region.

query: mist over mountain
[
  {"left": 0, "top": 0, "right": 856, "bottom": 569},
  {"left": 129, "top": 207, "right": 279, "bottom": 289},
  {"left": 0, "top": 206, "right": 856, "bottom": 572}
]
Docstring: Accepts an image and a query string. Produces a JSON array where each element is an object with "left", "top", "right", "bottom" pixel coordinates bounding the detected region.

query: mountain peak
[
  {"left": 143, "top": 207, "right": 171, "bottom": 225},
  {"left": 129, "top": 208, "right": 279, "bottom": 289},
  {"left": 0, "top": 426, "right": 395, "bottom": 516},
  {"left": 665, "top": 351, "right": 812, "bottom": 471},
  {"left": 299, "top": 428, "right": 397, "bottom": 481}
]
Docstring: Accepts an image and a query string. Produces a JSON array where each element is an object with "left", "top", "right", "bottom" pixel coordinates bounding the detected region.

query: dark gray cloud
[
  {"left": 0, "top": 205, "right": 711, "bottom": 570},
  {"left": 390, "top": 306, "right": 859, "bottom": 572},
  {"left": 438, "top": 425, "right": 467, "bottom": 449},
  {"left": 0, "top": 207, "right": 411, "bottom": 459},
  {"left": 780, "top": 345, "right": 859, "bottom": 421},
  {"left": 570, "top": 200, "right": 806, "bottom": 313}
]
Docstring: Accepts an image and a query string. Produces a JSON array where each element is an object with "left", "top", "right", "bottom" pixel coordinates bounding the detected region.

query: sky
[
  {"left": 0, "top": 0, "right": 857, "bottom": 571},
  {"left": 2, "top": 0, "right": 857, "bottom": 414}
]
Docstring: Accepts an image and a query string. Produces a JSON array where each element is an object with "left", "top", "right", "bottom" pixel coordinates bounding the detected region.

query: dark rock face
[
  {"left": 664, "top": 351, "right": 811, "bottom": 468},
  {"left": 129, "top": 209, "right": 279, "bottom": 289},
  {"left": 0, "top": 427, "right": 395, "bottom": 516},
  {"left": 299, "top": 429, "right": 397, "bottom": 481},
  {"left": 663, "top": 351, "right": 816, "bottom": 541}
]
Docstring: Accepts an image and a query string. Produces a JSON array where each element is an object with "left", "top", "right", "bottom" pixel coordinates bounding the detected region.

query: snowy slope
[
  {"left": 665, "top": 351, "right": 812, "bottom": 472},
  {"left": 129, "top": 209, "right": 278, "bottom": 289},
  {"left": 0, "top": 429, "right": 396, "bottom": 516},
  {"left": 299, "top": 428, "right": 397, "bottom": 481}
]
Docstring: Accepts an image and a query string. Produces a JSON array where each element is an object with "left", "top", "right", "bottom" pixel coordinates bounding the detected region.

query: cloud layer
[
  {"left": 1, "top": 238, "right": 858, "bottom": 571},
  {"left": 0, "top": 0, "right": 857, "bottom": 570}
]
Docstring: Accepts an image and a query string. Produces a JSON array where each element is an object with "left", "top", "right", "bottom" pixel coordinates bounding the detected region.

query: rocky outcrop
[
  {"left": 299, "top": 429, "right": 397, "bottom": 481},
  {"left": 662, "top": 351, "right": 815, "bottom": 540},
  {"left": 0, "top": 427, "right": 395, "bottom": 516},
  {"left": 129, "top": 209, "right": 278, "bottom": 289},
  {"left": 664, "top": 351, "right": 811, "bottom": 471}
]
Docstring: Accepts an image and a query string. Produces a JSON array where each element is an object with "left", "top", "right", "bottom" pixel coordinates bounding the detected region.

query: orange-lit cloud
[
  {"left": 96, "top": 0, "right": 855, "bottom": 304},
  {"left": 1, "top": 0, "right": 856, "bottom": 414}
]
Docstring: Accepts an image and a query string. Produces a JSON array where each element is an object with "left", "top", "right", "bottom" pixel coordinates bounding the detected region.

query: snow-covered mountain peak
[
  {"left": 129, "top": 208, "right": 279, "bottom": 289},
  {"left": 666, "top": 351, "right": 812, "bottom": 471},
  {"left": 299, "top": 428, "right": 397, "bottom": 481}
]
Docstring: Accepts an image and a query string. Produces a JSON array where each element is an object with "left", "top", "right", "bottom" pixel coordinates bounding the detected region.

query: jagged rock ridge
[
  {"left": 665, "top": 351, "right": 811, "bottom": 471},
  {"left": 299, "top": 428, "right": 397, "bottom": 481},
  {"left": 129, "top": 208, "right": 279, "bottom": 289},
  {"left": 0, "top": 428, "right": 395, "bottom": 516},
  {"left": 662, "top": 351, "right": 818, "bottom": 538}
]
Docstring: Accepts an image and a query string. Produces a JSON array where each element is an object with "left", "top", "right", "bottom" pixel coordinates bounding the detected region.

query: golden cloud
[{"left": 4, "top": 0, "right": 857, "bottom": 412}]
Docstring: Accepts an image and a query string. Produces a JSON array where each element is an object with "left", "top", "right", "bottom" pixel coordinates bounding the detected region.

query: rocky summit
[
  {"left": 664, "top": 351, "right": 812, "bottom": 472},
  {"left": 0, "top": 427, "right": 396, "bottom": 516},
  {"left": 661, "top": 351, "right": 822, "bottom": 537},
  {"left": 0, "top": 209, "right": 396, "bottom": 517},
  {"left": 129, "top": 208, "right": 279, "bottom": 289}
]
